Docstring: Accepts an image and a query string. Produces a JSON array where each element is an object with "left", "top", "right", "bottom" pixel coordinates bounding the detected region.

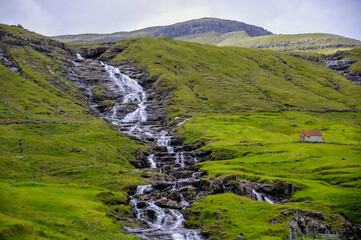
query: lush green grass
[
  {"left": 176, "top": 111, "right": 361, "bottom": 237},
  {"left": 0, "top": 182, "right": 139, "bottom": 240},
  {"left": 0, "top": 24, "right": 146, "bottom": 239},
  {"left": 187, "top": 193, "right": 289, "bottom": 240},
  {"left": 187, "top": 192, "right": 348, "bottom": 240},
  {"left": 105, "top": 37, "right": 361, "bottom": 116}
]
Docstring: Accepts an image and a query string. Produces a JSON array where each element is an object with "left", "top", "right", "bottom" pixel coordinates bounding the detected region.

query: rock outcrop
[
  {"left": 324, "top": 52, "right": 361, "bottom": 86},
  {"left": 271, "top": 209, "right": 361, "bottom": 240}
]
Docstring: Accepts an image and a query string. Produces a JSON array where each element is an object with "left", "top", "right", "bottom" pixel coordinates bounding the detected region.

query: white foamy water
[
  {"left": 157, "top": 130, "right": 174, "bottom": 153},
  {"left": 100, "top": 62, "right": 203, "bottom": 240},
  {"left": 147, "top": 154, "right": 157, "bottom": 168},
  {"left": 252, "top": 189, "right": 274, "bottom": 204},
  {"left": 102, "top": 63, "right": 147, "bottom": 124},
  {"left": 76, "top": 53, "right": 84, "bottom": 60},
  {"left": 175, "top": 152, "right": 185, "bottom": 168}
]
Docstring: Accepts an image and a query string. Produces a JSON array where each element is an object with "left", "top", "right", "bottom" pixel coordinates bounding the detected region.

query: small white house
[{"left": 300, "top": 130, "right": 323, "bottom": 143}]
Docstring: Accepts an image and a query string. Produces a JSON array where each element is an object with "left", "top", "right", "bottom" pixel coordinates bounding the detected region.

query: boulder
[{"left": 155, "top": 198, "right": 183, "bottom": 209}]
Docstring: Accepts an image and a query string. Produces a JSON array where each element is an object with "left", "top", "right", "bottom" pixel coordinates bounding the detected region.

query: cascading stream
[
  {"left": 99, "top": 61, "right": 203, "bottom": 240},
  {"left": 75, "top": 56, "right": 277, "bottom": 240}
]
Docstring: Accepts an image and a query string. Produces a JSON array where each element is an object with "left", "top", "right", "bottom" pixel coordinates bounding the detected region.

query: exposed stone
[
  {"left": 213, "top": 211, "right": 227, "bottom": 220},
  {"left": 180, "top": 209, "right": 192, "bottom": 220},
  {"left": 201, "top": 230, "right": 210, "bottom": 237},
  {"left": 155, "top": 198, "right": 183, "bottom": 209},
  {"left": 146, "top": 209, "right": 157, "bottom": 221},
  {"left": 136, "top": 201, "right": 148, "bottom": 208},
  {"left": 171, "top": 170, "right": 194, "bottom": 179},
  {"left": 324, "top": 53, "right": 361, "bottom": 86},
  {"left": 269, "top": 217, "right": 281, "bottom": 224}
]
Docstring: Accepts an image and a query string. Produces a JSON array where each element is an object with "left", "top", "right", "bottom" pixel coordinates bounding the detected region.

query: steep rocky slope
[{"left": 324, "top": 48, "right": 361, "bottom": 86}]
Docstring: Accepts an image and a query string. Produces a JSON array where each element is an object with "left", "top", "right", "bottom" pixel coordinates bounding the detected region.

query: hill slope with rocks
[{"left": 1, "top": 24, "right": 361, "bottom": 240}]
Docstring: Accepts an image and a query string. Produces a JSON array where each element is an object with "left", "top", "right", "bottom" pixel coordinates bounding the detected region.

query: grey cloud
[{"left": 0, "top": 0, "right": 360, "bottom": 40}]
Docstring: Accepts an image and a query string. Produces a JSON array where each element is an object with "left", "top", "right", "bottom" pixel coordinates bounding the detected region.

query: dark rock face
[
  {"left": 324, "top": 53, "right": 361, "bottom": 86},
  {"left": 79, "top": 46, "right": 108, "bottom": 59},
  {"left": 279, "top": 210, "right": 361, "bottom": 240},
  {"left": 0, "top": 46, "right": 20, "bottom": 73},
  {"left": 151, "top": 18, "right": 273, "bottom": 38}
]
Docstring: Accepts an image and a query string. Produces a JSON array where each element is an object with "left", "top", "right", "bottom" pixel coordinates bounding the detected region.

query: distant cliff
[
  {"left": 150, "top": 18, "right": 272, "bottom": 38},
  {"left": 52, "top": 17, "right": 272, "bottom": 43}
]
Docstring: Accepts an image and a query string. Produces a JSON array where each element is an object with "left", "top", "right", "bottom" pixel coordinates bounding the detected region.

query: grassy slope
[
  {"left": 175, "top": 32, "right": 223, "bottom": 44},
  {"left": 176, "top": 32, "right": 361, "bottom": 55},
  {"left": 214, "top": 33, "right": 361, "bottom": 54},
  {"left": 181, "top": 111, "right": 361, "bottom": 239},
  {"left": 52, "top": 30, "right": 157, "bottom": 43},
  {"left": 175, "top": 31, "right": 250, "bottom": 45},
  {"left": 98, "top": 38, "right": 361, "bottom": 239},
  {"left": 106, "top": 37, "right": 361, "bottom": 116},
  {"left": 0, "top": 25, "right": 145, "bottom": 239}
]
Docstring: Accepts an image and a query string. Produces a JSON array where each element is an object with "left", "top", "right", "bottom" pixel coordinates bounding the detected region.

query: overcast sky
[{"left": 1, "top": 0, "right": 360, "bottom": 40}]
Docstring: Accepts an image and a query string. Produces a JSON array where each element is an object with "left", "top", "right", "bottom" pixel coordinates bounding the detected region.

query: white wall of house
[{"left": 304, "top": 136, "right": 322, "bottom": 142}]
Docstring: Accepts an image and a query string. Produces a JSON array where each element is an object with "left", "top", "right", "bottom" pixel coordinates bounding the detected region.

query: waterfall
[
  {"left": 157, "top": 130, "right": 174, "bottom": 153},
  {"left": 102, "top": 63, "right": 147, "bottom": 124},
  {"left": 252, "top": 189, "right": 274, "bottom": 204},
  {"left": 147, "top": 154, "right": 157, "bottom": 168},
  {"left": 100, "top": 62, "right": 204, "bottom": 240},
  {"left": 76, "top": 53, "right": 84, "bottom": 60}
]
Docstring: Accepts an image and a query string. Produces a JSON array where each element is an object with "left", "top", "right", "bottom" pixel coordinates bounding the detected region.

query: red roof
[{"left": 302, "top": 130, "right": 322, "bottom": 137}]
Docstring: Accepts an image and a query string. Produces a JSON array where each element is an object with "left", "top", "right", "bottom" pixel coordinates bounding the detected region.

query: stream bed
[
  {"left": 98, "top": 61, "right": 204, "bottom": 240},
  {"left": 72, "top": 55, "right": 281, "bottom": 240}
]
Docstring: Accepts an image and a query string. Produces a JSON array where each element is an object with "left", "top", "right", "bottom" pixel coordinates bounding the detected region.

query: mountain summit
[{"left": 52, "top": 17, "right": 272, "bottom": 43}]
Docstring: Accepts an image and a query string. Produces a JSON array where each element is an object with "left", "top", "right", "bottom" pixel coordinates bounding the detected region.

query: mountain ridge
[{"left": 52, "top": 17, "right": 272, "bottom": 43}]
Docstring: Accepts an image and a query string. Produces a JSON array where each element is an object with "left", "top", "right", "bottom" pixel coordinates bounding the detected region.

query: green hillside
[
  {"left": 98, "top": 37, "right": 361, "bottom": 115},
  {"left": 180, "top": 111, "right": 361, "bottom": 239},
  {"left": 0, "top": 24, "right": 145, "bottom": 239},
  {"left": 91, "top": 37, "right": 360, "bottom": 239},
  {"left": 1, "top": 24, "right": 361, "bottom": 240},
  {"left": 176, "top": 32, "right": 361, "bottom": 54},
  {"left": 175, "top": 31, "right": 250, "bottom": 45},
  {"left": 213, "top": 33, "right": 361, "bottom": 54}
]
